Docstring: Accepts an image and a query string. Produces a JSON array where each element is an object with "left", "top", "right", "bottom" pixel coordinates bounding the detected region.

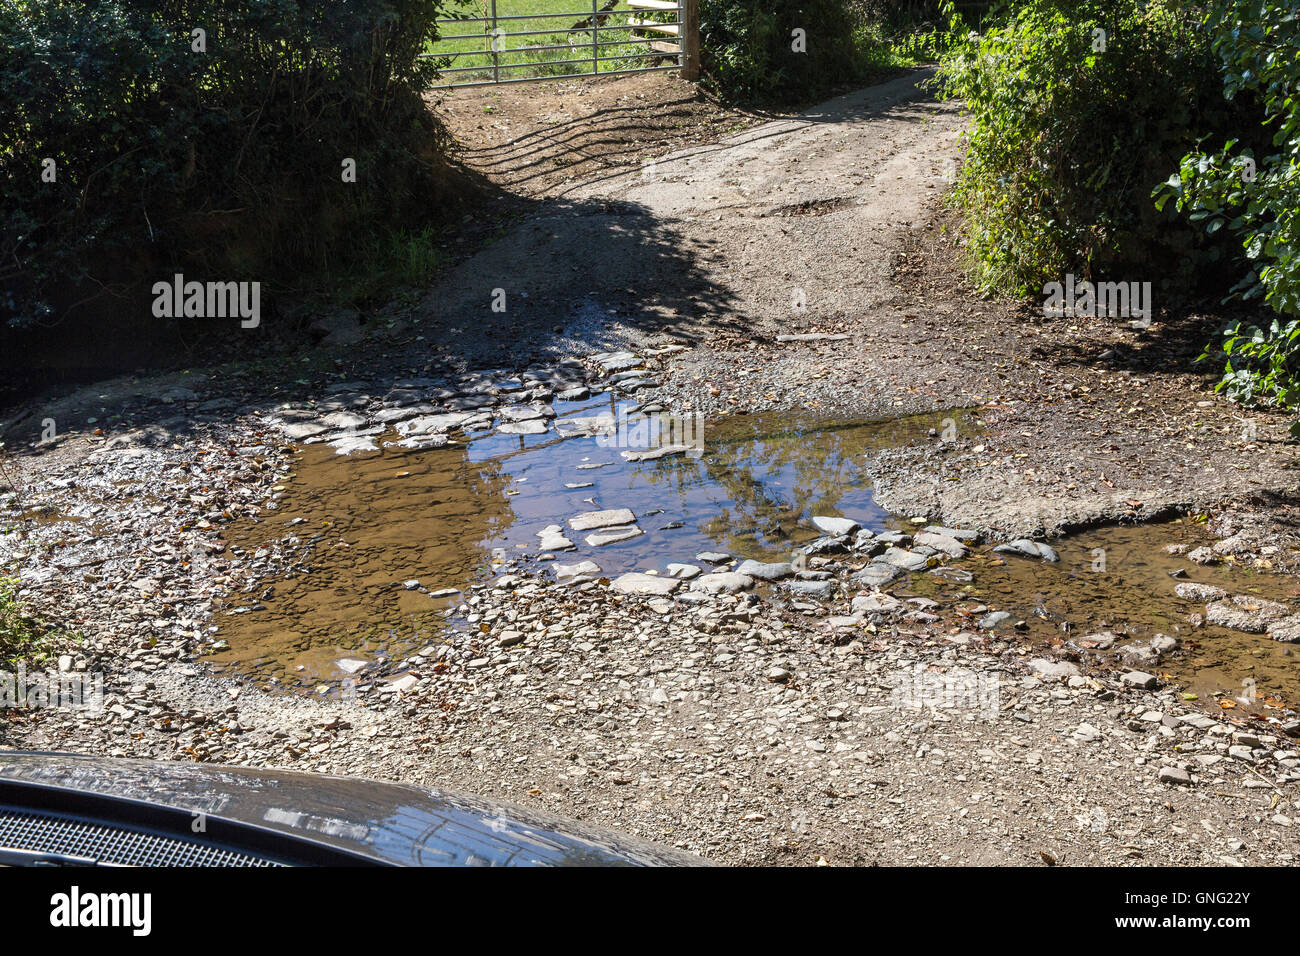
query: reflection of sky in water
[
  {"left": 213, "top": 395, "right": 965, "bottom": 684},
  {"left": 463, "top": 391, "right": 903, "bottom": 574}
]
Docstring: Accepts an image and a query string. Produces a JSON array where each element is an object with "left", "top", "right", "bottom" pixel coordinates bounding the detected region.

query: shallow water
[{"left": 210, "top": 394, "right": 1300, "bottom": 710}]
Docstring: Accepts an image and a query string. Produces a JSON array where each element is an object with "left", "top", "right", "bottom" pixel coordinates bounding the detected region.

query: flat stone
[
  {"left": 329, "top": 436, "right": 379, "bottom": 455},
  {"left": 853, "top": 561, "right": 902, "bottom": 588},
  {"left": 374, "top": 404, "right": 436, "bottom": 424},
  {"left": 281, "top": 421, "right": 330, "bottom": 440},
  {"left": 811, "top": 515, "right": 860, "bottom": 536},
  {"left": 852, "top": 593, "right": 904, "bottom": 614},
  {"left": 499, "top": 404, "right": 555, "bottom": 423},
  {"left": 804, "top": 535, "right": 850, "bottom": 556},
  {"left": 1174, "top": 582, "right": 1229, "bottom": 602},
  {"left": 695, "top": 551, "right": 732, "bottom": 565},
  {"left": 498, "top": 630, "right": 526, "bottom": 647},
  {"left": 621, "top": 444, "right": 694, "bottom": 462},
  {"left": 786, "top": 579, "right": 835, "bottom": 600},
  {"left": 913, "top": 531, "right": 969, "bottom": 558},
  {"left": 1206, "top": 595, "right": 1290, "bottom": 633},
  {"left": 923, "top": 525, "right": 981, "bottom": 543},
  {"left": 536, "top": 529, "right": 576, "bottom": 551},
  {"left": 691, "top": 571, "right": 754, "bottom": 595},
  {"left": 1158, "top": 766, "right": 1192, "bottom": 785},
  {"left": 1269, "top": 615, "right": 1300, "bottom": 643},
  {"left": 569, "top": 508, "right": 637, "bottom": 531},
  {"left": 585, "top": 526, "right": 644, "bottom": 547},
  {"left": 611, "top": 572, "right": 681, "bottom": 596},
  {"left": 736, "top": 559, "right": 794, "bottom": 581},
  {"left": 1027, "top": 658, "right": 1080, "bottom": 679},
  {"left": 335, "top": 658, "right": 369, "bottom": 675},
  {"left": 665, "top": 563, "right": 701, "bottom": 579},
  {"left": 595, "top": 351, "right": 642, "bottom": 373},
  {"left": 555, "top": 560, "right": 602, "bottom": 583},
  {"left": 392, "top": 434, "right": 449, "bottom": 451},
  {"left": 881, "top": 547, "right": 931, "bottom": 571},
  {"left": 994, "top": 539, "right": 1060, "bottom": 562},
  {"left": 321, "top": 411, "right": 368, "bottom": 430},
  {"left": 396, "top": 413, "right": 472, "bottom": 436},
  {"left": 979, "top": 610, "right": 1012, "bottom": 630},
  {"left": 1122, "top": 670, "right": 1159, "bottom": 689},
  {"left": 498, "top": 420, "right": 549, "bottom": 435}
]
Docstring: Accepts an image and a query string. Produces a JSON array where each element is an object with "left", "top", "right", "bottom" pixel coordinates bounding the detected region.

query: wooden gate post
[{"left": 681, "top": 0, "right": 701, "bottom": 81}]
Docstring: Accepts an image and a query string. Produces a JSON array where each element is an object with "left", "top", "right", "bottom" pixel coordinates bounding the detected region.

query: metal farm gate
[{"left": 425, "top": 0, "right": 700, "bottom": 89}]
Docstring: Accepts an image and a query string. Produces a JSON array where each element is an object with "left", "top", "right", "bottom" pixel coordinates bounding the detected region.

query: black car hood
[{"left": 0, "top": 751, "right": 706, "bottom": 866}]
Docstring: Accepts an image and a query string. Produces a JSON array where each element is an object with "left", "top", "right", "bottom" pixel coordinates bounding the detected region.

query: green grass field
[{"left": 425, "top": 0, "right": 682, "bottom": 85}]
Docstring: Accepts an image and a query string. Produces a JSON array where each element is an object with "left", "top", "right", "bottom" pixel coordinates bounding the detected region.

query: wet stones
[
  {"left": 804, "top": 536, "right": 851, "bottom": 556},
  {"left": 811, "top": 515, "right": 860, "bottom": 536},
  {"left": 978, "top": 610, "right": 1012, "bottom": 630},
  {"left": 280, "top": 421, "right": 330, "bottom": 441},
  {"left": 498, "top": 420, "right": 549, "bottom": 435},
  {"left": 1205, "top": 595, "right": 1290, "bottom": 633},
  {"left": 736, "top": 560, "right": 794, "bottom": 581},
  {"left": 585, "top": 527, "right": 644, "bottom": 547},
  {"left": 913, "top": 531, "right": 969, "bottom": 559},
  {"left": 499, "top": 404, "right": 555, "bottom": 423},
  {"left": 1173, "top": 582, "right": 1228, "bottom": 603},
  {"left": 922, "top": 525, "right": 981, "bottom": 543},
  {"left": 328, "top": 436, "right": 379, "bottom": 456},
  {"left": 555, "top": 560, "right": 601, "bottom": 583},
  {"left": 691, "top": 571, "right": 754, "bottom": 595},
  {"left": 593, "top": 351, "right": 643, "bottom": 374},
  {"left": 611, "top": 572, "right": 681, "bottom": 596},
  {"left": 568, "top": 507, "right": 645, "bottom": 545},
  {"left": 993, "top": 539, "right": 1060, "bottom": 562},
  {"left": 853, "top": 561, "right": 902, "bottom": 588},
  {"left": 536, "top": 525, "right": 576, "bottom": 552},
  {"left": 785, "top": 579, "right": 835, "bottom": 600},
  {"left": 1268, "top": 615, "right": 1300, "bottom": 643},
  {"left": 397, "top": 412, "right": 471, "bottom": 436},
  {"left": 569, "top": 509, "right": 637, "bottom": 531},
  {"left": 881, "top": 547, "right": 932, "bottom": 572}
]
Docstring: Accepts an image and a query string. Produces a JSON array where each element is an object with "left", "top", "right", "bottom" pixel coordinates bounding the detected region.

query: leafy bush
[
  {"left": 700, "top": 0, "right": 899, "bottom": 104},
  {"left": 0, "top": 0, "right": 461, "bottom": 329},
  {"left": 1152, "top": 0, "right": 1300, "bottom": 429},
  {"left": 936, "top": 0, "right": 1247, "bottom": 297}
]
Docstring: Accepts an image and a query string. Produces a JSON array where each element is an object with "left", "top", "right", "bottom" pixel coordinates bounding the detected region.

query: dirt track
[{"left": 418, "top": 68, "right": 1300, "bottom": 540}]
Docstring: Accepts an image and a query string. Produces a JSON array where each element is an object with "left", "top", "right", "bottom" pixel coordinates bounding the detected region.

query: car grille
[{"left": 0, "top": 807, "right": 282, "bottom": 866}]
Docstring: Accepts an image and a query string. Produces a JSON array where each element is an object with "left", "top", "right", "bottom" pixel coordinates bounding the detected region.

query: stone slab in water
[{"left": 570, "top": 508, "right": 637, "bottom": 531}]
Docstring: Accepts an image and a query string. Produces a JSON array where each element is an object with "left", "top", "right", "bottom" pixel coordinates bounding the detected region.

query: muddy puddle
[{"left": 211, "top": 391, "right": 1300, "bottom": 710}]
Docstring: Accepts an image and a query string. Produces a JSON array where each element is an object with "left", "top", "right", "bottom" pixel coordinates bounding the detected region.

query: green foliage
[
  {"left": 936, "top": 0, "right": 1240, "bottom": 296},
  {"left": 0, "top": 574, "right": 44, "bottom": 666},
  {"left": 0, "top": 0, "right": 459, "bottom": 328},
  {"left": 1151, "top": 0, "right": 1300, "bottom": 432},
  {"left": 700, "top": 0, "right": 899, "bottom": 104}
]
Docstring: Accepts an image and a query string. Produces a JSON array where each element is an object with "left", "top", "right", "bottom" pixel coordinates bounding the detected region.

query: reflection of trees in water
[{"left": 630, "top": 416, "right": 875, "bottom": 556}]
